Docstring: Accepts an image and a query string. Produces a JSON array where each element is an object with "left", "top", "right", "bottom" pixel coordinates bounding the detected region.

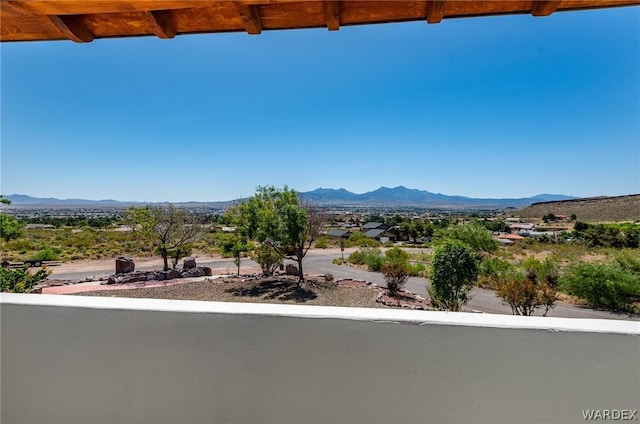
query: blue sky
[{"left": 1, "top": 7, "right": 639, "bottom": 202}]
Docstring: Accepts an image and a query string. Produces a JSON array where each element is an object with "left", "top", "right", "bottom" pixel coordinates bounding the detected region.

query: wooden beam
[
  {"left": 2, "top": 1, "right": 208, "bottom": 16},
  {"left": 531, "top": 1, "right": 562, "bottom": 16},
  {"left": 426, "top": 0, "right": 445, "bottom": 24},
  {"left": 324, "top": 1, "right": 340, "bottom": 31},
  {"left": 47, "top": 15, "right": 93, "bottom": 42},
  {"left": 146, "top": 10, "right": 175, "bottom": 39},
  {"left": 236, "top": 4, "right": 262, "bottom": 35}
]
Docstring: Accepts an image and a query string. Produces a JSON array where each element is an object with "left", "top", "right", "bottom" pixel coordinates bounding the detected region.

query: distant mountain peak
[{"left": 4, "top": 188, "right": 577, "bottom": 210}]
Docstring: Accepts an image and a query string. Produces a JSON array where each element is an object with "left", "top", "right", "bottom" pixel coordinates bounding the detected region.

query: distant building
[
  {"left": 25, "top": 224, "right": 55, "bottom": 230},
  {"left": 362, "top": 222, "right": 387, "bottom": 231},
  {"left": 364, "top": 228, "right": 397, "bottom": 243},
  {"left": 496, "top": 233, "right": 525, "bottom": 242},
  {"left": 325, "top": 229, "right": 350, "bottom": 239},
  {"left": 509, "top": 223, "right": 535, "bottom": 232}
]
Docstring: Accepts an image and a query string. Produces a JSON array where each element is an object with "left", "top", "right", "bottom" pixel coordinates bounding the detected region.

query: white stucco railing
[{"left": 1, "top": 293, "right": 639, "bottom": 424}]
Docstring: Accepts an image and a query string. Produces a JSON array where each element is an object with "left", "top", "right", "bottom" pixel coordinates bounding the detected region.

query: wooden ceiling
[{"left": 1, "top": 0, "right": 638, "bottom": 43}]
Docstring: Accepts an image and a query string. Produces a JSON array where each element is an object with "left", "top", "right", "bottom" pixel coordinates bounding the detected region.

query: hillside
[{"left": 516, "top": 194, "right": 640, "bottom": 222}]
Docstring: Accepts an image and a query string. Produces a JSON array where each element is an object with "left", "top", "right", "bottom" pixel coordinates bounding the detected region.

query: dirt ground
[{"left": 73, "top": 276, "right": 385, "bottom": 308}]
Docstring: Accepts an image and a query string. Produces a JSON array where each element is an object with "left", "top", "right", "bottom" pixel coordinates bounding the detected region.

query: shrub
[
  {"left": 385, "top": 247, "right": 409, "bottom": 263},
  {"left": 346, "top": 231, "right": 381, "bottom": 247},
  {"left": 250, "top": 244, "right": 284, "bottom": 277},
  {"left": 323, "top": 273, "right": 334, "bottom": 283},
  {"left": 29, "top": 247, "right": 60, "bottom": 262},
  {"left": 364, "top": 251, "right": 384, "bottom": 272},
  {"left": 314, "top": 236, "right": 330, "bottom": 249},
  {"left": 495, "top": 271, "right": 557, "bottom": 316},
  {"left": 347, "top": 247, "right": 383, "bottom": 271},
  {"left": 409, "top": 262, "right": 426, "bottom": 277},
  {"left": 430, "top": 241, "right": 478, "bottom": 311},
  {"left": 479, "top": 257, "right": 513, "bottom": 279},
  {"left": 0, "top": 266, "right": 50, "bottom": 293},
  {"left": 560, "top": 262, "right": 640, "bottom": 312},
  {"left": 615, "top": 251, "right": 640, "bottom": 274},
  {"left": 521, "top": 256, "right": 560, "bottom": 287},
  {"left": 347, "top": 249, "right": 365, "bottom": 265},
  {"left": 381, "top": 261, "right": 410, "bottom": 296}
]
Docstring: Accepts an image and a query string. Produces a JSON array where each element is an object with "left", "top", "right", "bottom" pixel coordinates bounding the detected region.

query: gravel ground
[{"left": 73, "top": 275, "right": 391, "bottom": 309}]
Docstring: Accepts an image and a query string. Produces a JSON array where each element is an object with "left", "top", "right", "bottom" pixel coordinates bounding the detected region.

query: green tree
[
  {"left": 235, "top": 186, "right": 325, "bottom": 284},
  {"left": 429, "top": 241, "right": 479, "bottom": 311},
  {"left": 1, "top": 266, "right": 49, "bottom": 293},
  {"left": 0, "top": 213, "right": 23, "bottom": 243},
  {"left": 124, "top": 204, "right": 203, "bottom": 271},
  {"left": 434, "top": 223, "right": 498, "bottom": 257}
]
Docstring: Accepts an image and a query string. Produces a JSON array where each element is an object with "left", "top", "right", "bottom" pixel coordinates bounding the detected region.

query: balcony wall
[{"left": 1, "top": 293, "right": 639, "bottom": 424}]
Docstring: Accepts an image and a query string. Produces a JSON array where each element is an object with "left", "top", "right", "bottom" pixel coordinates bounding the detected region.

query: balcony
[{"left": 1, "top": 293, "right": 638, "bottom": 423}]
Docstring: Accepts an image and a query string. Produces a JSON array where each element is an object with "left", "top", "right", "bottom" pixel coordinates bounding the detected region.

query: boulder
[
  {"left": 285, "top": 264, "right": 299, "bottom": 276},
  {"left": 201, "top": 266, "right": 212, "bottom": 276},
  {"left": 183, "top": 257, "right": 197, "bottom": 269},
  {"left": 115, "top": 257, "right": 135, "bottom": 274},
  {"left": 183, "top": 268, "right": 205, "bottom": 278},
  {"left": 166, "top": 269, "right": 181, "bottom": 280}
]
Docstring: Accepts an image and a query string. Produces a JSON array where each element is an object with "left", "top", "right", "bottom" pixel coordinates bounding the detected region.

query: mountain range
[{"left": 3, "top": 187, "right": 575, "bottom": 209}]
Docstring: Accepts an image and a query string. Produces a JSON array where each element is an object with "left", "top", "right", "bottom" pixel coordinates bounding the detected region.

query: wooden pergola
[{"left": 1, "top": 0, "right": 638, "bottom": 43}]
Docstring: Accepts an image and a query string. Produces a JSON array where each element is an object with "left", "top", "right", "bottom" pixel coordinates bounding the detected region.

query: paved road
[{"left": 49, "top": 249, "right": 637, "bottom": 321}]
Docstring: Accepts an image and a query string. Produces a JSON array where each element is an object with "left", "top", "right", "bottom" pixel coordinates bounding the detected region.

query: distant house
[
  {"left": 509, "top": 223, "right": 535, "bottom": 232},
  {"left": 364, "top": 229, "right": 397, "bottom": 243},
  {"left": 496, "top": 233, "right": 525, "bottom": 242},
  {"left": 362, "top": 222, "right": 387, "bottom": 231},
  {"left": 325, "top": 229, "right": 350, "bottom": 239},
  {"left": 25, "top": 224, "right": 55, "bottom": 230}
]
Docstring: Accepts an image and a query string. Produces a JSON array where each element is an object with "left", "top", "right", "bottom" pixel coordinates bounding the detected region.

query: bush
[
  {"left": 560, "top": 263, "right": 640, "bottom": 312},
  {"left": 615, "top": 251, "right": 640, "bottom": 274},
  {"left": 385, "top": 247, "right": 409, "bottom": 263},
  {"left": 495, "top": 271, "right": 557, "bottom": 316},
  {"left": 314, "top": 236, "right": 331, "bottom": 249},
  {"left": 521, "top": 256, "right": 560, "bottom": 287},
  {"left": 0, "top": 266, "right": 50, "bottom": 293},
  {"left": 346, "top": 232, "right": 381, "bottom": 248},
  {"left": 250, "top": 244, "right": 284, "bottom": 277},
  {"left": 364, "top": 251, "right": 384, "bottom": 272},
  {"left": 430, "top": 241, "right": 478, "bottom": 311},
  {"left": 29, "top": 247, "right": 60, "bottom": 262},
  {"left": 347, "top": 247, "right": 383, "bottom": 271},
  {"left": 479, "top": 257, "right": 513, "bottom": 279},
  {"left": 381, "top": 261, "right": 410, "bottom": 296},
  {"left": 409, "top": 262, "right": 427, "bottom": 277},
  {"left": 323, "top": 273, "right": 334, "bottom": 283}
]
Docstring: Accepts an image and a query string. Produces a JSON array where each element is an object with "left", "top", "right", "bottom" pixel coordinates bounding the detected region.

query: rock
[
  {"left": 285, "top": 264, "right": 299, "bottom": 276},
  {"left": 183, "top": 257, "right": 197, "bottom": 269},
  {"left": 166, "top": 269, "right": 180, "bottom": 280},
  {"left": 106, "top": 276, "right": 118, "bottom": 285},
  {"left": 201, "top": 266, "right": 212, "bottom": 276},
  {"left": 115, "top": 257, "right": 135, "bottom": 274},
  {"left": 184, "top": 268, "right": 205, "bottom": 278}
]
